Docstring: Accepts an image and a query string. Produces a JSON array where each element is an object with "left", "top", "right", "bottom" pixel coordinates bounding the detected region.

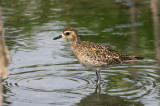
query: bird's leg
[
  {"left": 96, "top": 69, "right": 101, "bottom": 85},
  {"left": 95, "top": 83, "right": 101, "bottom": 93}
]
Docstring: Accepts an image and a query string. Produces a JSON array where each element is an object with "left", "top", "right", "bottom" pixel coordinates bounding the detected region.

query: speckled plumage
[
  {"left": 70, "top": 40, "right": 142, "bottom": 70},
  {"left": 53, "top": 27, "right": 143, "bottom": 84}
]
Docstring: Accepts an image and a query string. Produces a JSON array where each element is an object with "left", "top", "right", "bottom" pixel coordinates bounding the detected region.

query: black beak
[{"left": 53, "top": 35, "right": 62, "bottom": 40}]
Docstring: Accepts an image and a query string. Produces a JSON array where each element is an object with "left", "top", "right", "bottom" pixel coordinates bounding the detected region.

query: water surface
[{"left": 1, "top": 0, "right": 160, "bottom": 106}]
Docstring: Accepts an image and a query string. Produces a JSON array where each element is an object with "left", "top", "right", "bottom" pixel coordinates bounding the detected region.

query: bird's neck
[
  {"left": 69, "top": 36, "right": 80, "bottom": 45},
  {"left": 69, "top": 37, "right": 81, "bottom": 54}
]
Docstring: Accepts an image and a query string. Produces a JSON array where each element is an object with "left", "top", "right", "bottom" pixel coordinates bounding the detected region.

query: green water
[{"left": 1, "top": 0, "right": 160, "bottom": 106}]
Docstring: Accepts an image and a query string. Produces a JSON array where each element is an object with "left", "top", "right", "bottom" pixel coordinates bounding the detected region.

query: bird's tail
[{"left": 121, "top": 55, "right": 143, "bottom": 62}]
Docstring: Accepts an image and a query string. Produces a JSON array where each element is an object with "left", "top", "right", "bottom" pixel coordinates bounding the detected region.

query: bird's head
[{"left": 53, "top": 27, "right": 79, "bottom": 42}]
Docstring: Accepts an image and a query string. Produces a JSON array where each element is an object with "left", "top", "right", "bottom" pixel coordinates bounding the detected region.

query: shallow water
[{"left": 1, "top": 0, "right": 160, "bottom": 106}]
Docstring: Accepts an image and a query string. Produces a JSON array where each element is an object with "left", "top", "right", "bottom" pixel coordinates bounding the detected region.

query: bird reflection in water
[{"left": 77, "top": 85, "right": 143, "bottom": 106}]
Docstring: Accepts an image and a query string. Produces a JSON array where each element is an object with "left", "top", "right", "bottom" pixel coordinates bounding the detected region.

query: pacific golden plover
[{"left": 53, "top": 27, "right": 143, "bottom": 84}]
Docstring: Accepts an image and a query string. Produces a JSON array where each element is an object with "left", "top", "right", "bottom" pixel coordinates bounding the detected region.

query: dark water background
[{"left": 1, "top": 0, "right": 160, "bottom": 106}]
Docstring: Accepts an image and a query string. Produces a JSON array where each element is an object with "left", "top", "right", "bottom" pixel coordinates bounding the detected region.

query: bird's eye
[{"left": 65, "top": 32, "right": 70, "bottom": 36}]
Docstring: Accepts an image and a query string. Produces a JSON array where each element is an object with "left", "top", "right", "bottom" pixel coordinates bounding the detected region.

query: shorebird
[{"left": 53, "top": 27, "right": 143, "bottom": 84}]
